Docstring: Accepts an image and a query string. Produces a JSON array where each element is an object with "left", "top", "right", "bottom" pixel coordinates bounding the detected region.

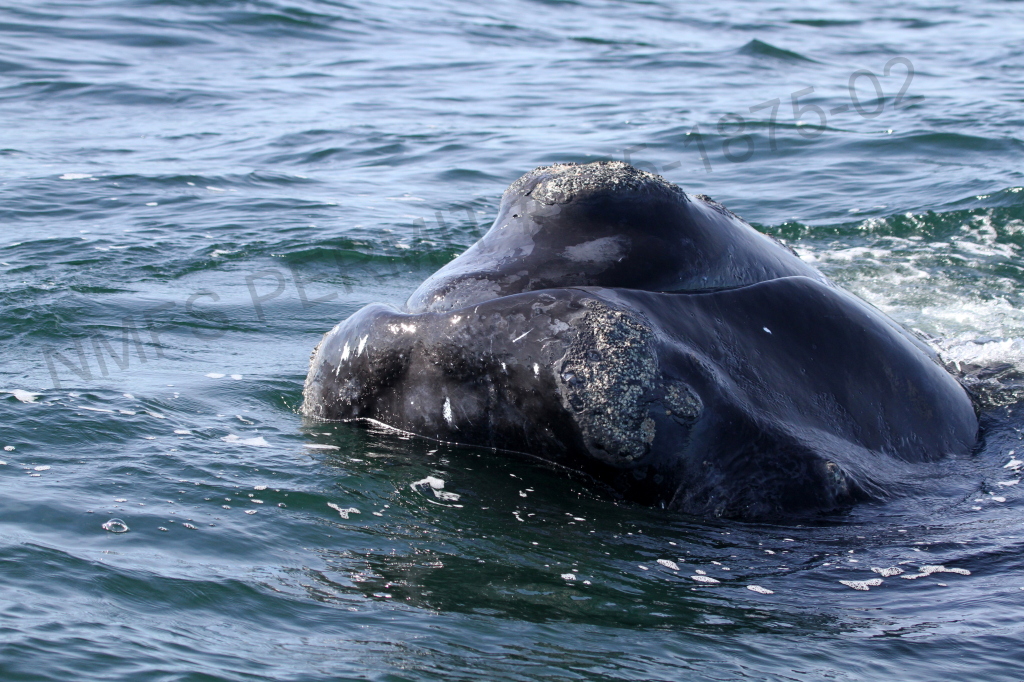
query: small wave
[{"left": 738, "top": 39, "right": 819, "bottom": 63}]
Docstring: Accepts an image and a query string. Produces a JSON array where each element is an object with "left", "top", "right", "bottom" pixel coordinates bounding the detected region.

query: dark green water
[{"left": 2, "top": 1, "right": 1024, "bottom": 679}]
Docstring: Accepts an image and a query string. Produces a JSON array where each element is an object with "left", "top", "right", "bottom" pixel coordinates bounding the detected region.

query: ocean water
[{"left": 2, "top": 0, "right": 1024, "bottom": 679}]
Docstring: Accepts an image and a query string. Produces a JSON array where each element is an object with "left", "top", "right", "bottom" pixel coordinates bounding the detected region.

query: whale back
[{"left": 406, "top": 161, "right": 825, "bottom": 313}]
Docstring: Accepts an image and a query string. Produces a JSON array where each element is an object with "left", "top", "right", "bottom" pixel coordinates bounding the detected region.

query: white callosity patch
[
  {"left": 504, "top": 161, "right": 683, "bottom": 206},
  {"left": 557, "top": 300, "right": 658, "bottom": 463},
  {"left": 340, "top": 342, "right": 350, "bottom": 362}
]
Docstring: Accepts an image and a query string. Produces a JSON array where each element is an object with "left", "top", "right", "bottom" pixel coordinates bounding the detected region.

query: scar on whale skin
[{"left": 303, "top": 161, "right": 978, "bottom": 520}]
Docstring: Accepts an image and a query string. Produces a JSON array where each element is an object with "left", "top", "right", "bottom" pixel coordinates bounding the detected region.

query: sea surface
[{"left": 2, "top": 1, "right": 1024, "bottom": 680}]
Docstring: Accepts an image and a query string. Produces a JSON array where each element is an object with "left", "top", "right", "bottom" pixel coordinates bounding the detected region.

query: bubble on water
[
  {"left": 254, "top": 485, "right": 267, "bottom": 490},
  {"left": 561, "top": 573, "right": 576, "bottom": 581},
  {"left": 657, "top": 559, "right": 680, "bottom": 571},
  {"left": 174, "top": 429, "right": 191, "bottom": 435},
  {"left": 102, "top": 519, "right": 129, "bottom": 533},
  {"left": 638, "top": 565, "right": 649, "bottom": 570},
  {"left": 115, "top": 498, "right": 127, "bottom": 503},
  {"left": 747, "top": 585, "right": 774, "bottom": 594},
  {"left": 839, "top": 578, "right": 883, "bottom": 591},
  {"left": 33, "top": 465, "right": 50, "bottom": 471},
  {"left": 4, "top": 446, "right": 14, "bottom": 452},
  {"left": 158, "top": 527, "right": 168, "bottom": 532},
  {"left": 691, "top": 575, "right": 720, "bottom": 584},
  {"left": 245, "top": 510, "right": 257, "bottom": 515},
  {"left": 183, "top": 523, "right": 197, "bottom": 529},
  {"left": 277, "top": 503, "right": 287, "bottom": 508},
  {"left": 251, "top": 499, "right": 263, "bottom": 504}
]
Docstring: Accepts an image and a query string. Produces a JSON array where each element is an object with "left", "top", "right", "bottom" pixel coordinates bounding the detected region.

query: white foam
[
  {"left": 900, "top": 565, "right": 971, "bottom": 579},
  {"left": 839, "top": 578, "right": 883, "bottom": 591},
  {"left": 410, "top": 476, "right": 460, "bottom": 501},
  {"left": 327, "top": 502, "right": 360, "bottom": 519},
  {"left": 871, "top": 566, "right": 904, "bottom": 577},
  {"left": 221, "top": 434, "right": 268, "bottom": 447},
  {"left": 59, "top": 173, "right": 92, "bottom": 180},
  {"left": 304, "top": 444, "right": 340, "bottom": 450},
  {"left": 657, "top": 559, "right": 680, "bottom": 571},
  {"left": 561, "top": 573, "right": 576, "bottom": 581},
  {"left": 747, "top": 585, "right": 774, "bottom": 594},
  {"left": 206, "top": 373, "right": 225, "bottom": 379},
  {"left": 691, "top": 575, "right": 720, "bottom": 584},
  {"left": 5, "top": 390, "right": 40, "bottom": 403}
]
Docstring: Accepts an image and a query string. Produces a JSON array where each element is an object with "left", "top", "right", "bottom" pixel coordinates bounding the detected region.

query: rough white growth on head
[
  {"left": 357, "top": 335, "right": 368, "bottom": 356},
  {"left": 340, "top": 342, "right": 350, "bottom": 362},
  {"left": 503, "top": 161, "right": 684, "bottom": 206}
]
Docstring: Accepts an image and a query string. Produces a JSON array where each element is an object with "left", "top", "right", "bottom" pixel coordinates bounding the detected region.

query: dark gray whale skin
[{"left": 303, "top": 162, "right": 978, "bottom": 519}]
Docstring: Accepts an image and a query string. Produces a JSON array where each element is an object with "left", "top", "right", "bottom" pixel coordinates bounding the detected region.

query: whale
[{"left": 303, "top": 162, "right": 978, "bottom": 519}]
